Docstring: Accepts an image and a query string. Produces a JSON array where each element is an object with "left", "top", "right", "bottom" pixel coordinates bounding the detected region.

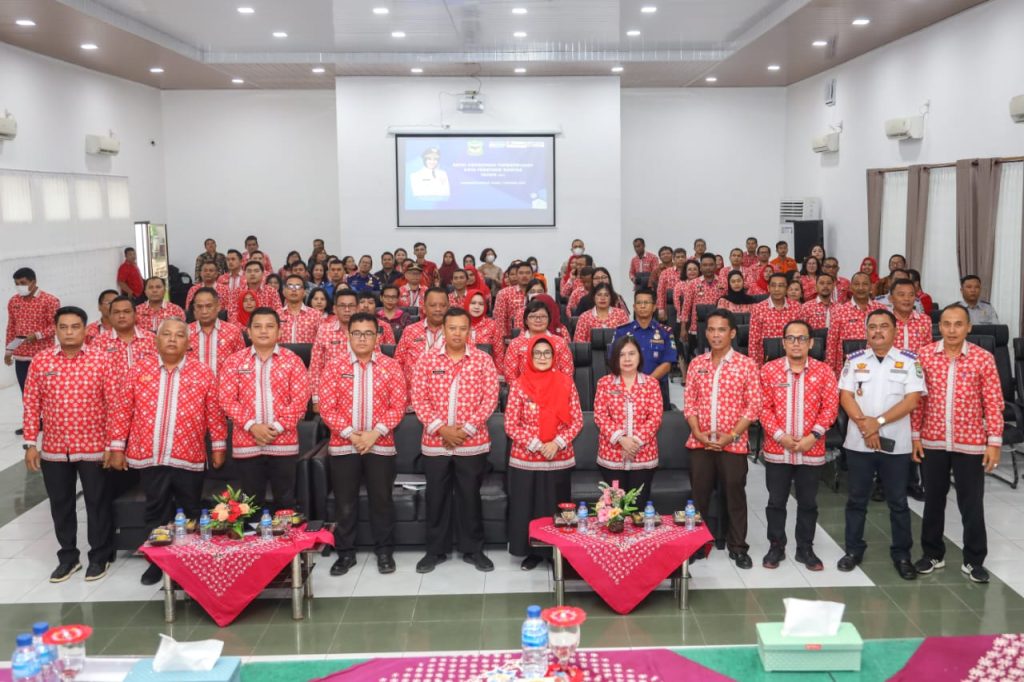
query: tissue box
[
  {"left": 124, "top": 657, "right": 241, "bottom": 682},
  {"left": 757, "top": 622, "right": 862, "bottom": 672}
]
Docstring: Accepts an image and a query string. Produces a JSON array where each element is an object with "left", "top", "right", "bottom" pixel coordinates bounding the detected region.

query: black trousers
[
  {"left": 140, "top": 466, "right": 205, "bottom": 531},
  {"left": 921, "top": 449, "right": 987, "bottom": 566},
  {"left": 689, "top": 449, "right": 749, "bottom": 553},
  {"left": 598, "top": 466, "right": 656, "bottom": 508},
  {"left": 15, "top": 359, "right": 30, "bottom": 392},
  {"left": 40, "top": 459, "right": 113, "bottom": 566},
  {"left": 764, "top": 461, "right": 819, "bottom": 551},
  {"left": 235, "top": 455, "right": 298, "bottom": 513},
  {"left": 844, "top": 449, "right": 912, "bottom": 562},
  {"left": 507, "top": 466, "right": 572, "bottom": 557},
  {"left": 330, "top": 454, "right": 396, "bottom": 556},
  {"left": 423, "top": 454, "right": 487, "bottom": 556}
]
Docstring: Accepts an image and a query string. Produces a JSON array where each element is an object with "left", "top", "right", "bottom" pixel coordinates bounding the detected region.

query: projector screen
[{"left": 395, "top": 134, "right": 555, "bottom": 227}]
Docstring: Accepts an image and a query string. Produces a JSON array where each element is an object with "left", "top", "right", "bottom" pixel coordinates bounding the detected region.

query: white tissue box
[
  {"left": 757, "top": 622, "right": 863, "bottom": 672},
  {"left": 124, "top": 657, "right": 241, "bottom": 682}
]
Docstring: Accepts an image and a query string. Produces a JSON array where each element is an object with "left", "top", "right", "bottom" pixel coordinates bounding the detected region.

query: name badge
[
  {"left": 330, "top": 340, "right": 341, "bottom": 346},
  {"left": 890, "top": 369, "right": 907, "bottom": 375},
  {"left": 853, "top": 368, "right": 870, "bottom": 374},
  {"left": 341, "top": 373, "right": 354, "bottom": 379},
  {"left": 236, "top": 368, "right": 253, "bottom": 375},
  {"left": 43, "top": 371, "right": 58, "bottom": 377},
  {"left": 776, "top": 382, "right": 790, "bottom": 387},
  {"left": 610, "top": 390, "right": 622, "bottom": 396},
  {"left": 697, "top": 369, "right": 709, "bottom": 375},
  {"left": 432, "top": 369, "right": 446, "bottom": 375}
]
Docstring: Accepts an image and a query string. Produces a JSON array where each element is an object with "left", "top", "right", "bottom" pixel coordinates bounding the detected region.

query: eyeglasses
[
  {"left": 285, "top": 284, "right": 304, "bottom": 290},
  {"left": 336, "top": 303, "right": 357, "bottom": 310},
  {"left": 349, "top": 330, "right": 377, "bottom": 340},
  {"left": 783, "top": 335, "right": 810, "bottom": 344},
  {"left": 526, "top": 314, "right": 549, "bottom": 322},
  {"left": 532, "top": 350, "right": 554, "bottom": 359}
]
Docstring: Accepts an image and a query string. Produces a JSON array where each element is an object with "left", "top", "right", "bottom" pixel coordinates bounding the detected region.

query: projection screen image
[{"left": 395, "top": 134, "right": 556, "bottom": 227}]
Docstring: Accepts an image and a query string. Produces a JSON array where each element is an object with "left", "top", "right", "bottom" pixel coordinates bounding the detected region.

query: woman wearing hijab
[
  {"left": 859, "top": 256, "right": 879, "bottom": 284},
  {"left": 463, "top": 265, "right": 490, "bottom": 301},
  {"left": 716, "top": 270, "right": 758, "bottom": 314},
  {"left": 750, "top": 263, "right": 773, "bottom": 295},
  {"left": 505, "top": 336, "right": 583, "bottom": 570},
  {"left": 593, "top": 336, "right": 664, "bottom": 506},
  {"left": 467, "top": 291, "right": 505, "bottom": 376},
  {"left": 573, "top": 283, "right": 630, "bottom": 343},
  {"left": 504, "top": 298, "right": 574, "bottom": 382},
  {"left": 234, "top": 290, "right": 257, "bottom": 328},
  {"left": 438, "top": 250, "right": 458, "bottom": 288}
]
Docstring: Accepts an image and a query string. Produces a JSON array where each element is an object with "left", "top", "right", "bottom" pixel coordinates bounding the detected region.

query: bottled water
[
  {"left": 31, "top": 623, "right": 56, "bottom": 682},
  {"left": 199, "top": 509, "right": 212, "bottom": 542},
  {"left": 12, "top": 633, "right": 41, "bottom": 682},
  {"left": 520, "top": 605, "right": 549, "bottom": 678},
  {"left": 260, "top": 510, "right": 273, "bottom": 540},
  {"left": 684, "top": 500, "right": 696, "bottom": 531},
  {"left": 576, "top": 502, "right": 589, "bottom": 535},
  {"left": 174, "top": 508, "right": 187, "bottom": 540},
  {"left": 643, "top": 501, "right": 657, "bottom": 533}
]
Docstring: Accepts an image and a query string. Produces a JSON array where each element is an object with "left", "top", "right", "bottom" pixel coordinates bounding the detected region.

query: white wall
[
  {"left": 335, "top": 77, "right": 623, "bottom": 285},
  {"left": 161, "top": 90, "right": 340, "bottom": 269},
  {"left": 784, "top": 0, "right": 1024, "bottom": 270},
  {"left": 622, "top": 88, "right": 787, "bottom": 259}
]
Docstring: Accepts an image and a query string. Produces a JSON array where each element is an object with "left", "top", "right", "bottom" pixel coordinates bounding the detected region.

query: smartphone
[
  {"left": 306, "top": 520, "right": 324, "bottom": 532},
  {"left": 878, "top": 437, "right": 896, "bottom": 453}
]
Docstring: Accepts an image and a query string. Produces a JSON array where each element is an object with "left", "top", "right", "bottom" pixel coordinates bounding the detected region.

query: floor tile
[
  {"left": 881, "top": 584, "right": 971, "bottom": 612},
  {"left": 751, "top": 588, "right": 820, "bottom": 616},
  {"left": 841, "top": 610, "right": 923, "bottom": 639},
  {"left": 908, "top": 609, "right": 985, "bottom": 637},
  {"left": 101, "top": 624, "right": 192, "bottom": 656},
  {"left": 812, "top": 586, "right": 897, "bottom": 612},
  {"left": 625, "top": 614, "right": 704, "bottom": 646},
  {"left": 256, "top": 623, "right": 340, "bottom": 656},
  {"left": 342, "top": 596, "right": 417, "bottom": 623},
  {"left": 686, "top": 589, "right": 763, "bottom": 616},
  {"left": 480, "top": 618, "right": 523, "bottom": 651},
  {"left": 331, "top": 622, "right": 410, "bottom": 654},
  {"left": 694, "top": 613, "right": 763, "bottom": 645},
  {"left": 405, "top": 620, "right": 483, "bottom": 652},
  {"left": 276, "top": 597, "right": 348, "bottom": 625},
  {"left": 412, "top": 594, "right": 484, "bottom": 622},
  {"left": 188, "top": 622, "right": 269, "bottom": 656},
  {"left": 482, "top": 593, "right": 551, "bottom": 621},
  {"left": 578, "top": 617, "right": 631, "bottom": 648}
]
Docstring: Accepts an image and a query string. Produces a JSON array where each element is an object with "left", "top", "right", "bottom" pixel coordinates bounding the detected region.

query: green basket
[{"left": 757, "top": 622, "right": 863, "bottom": 672}]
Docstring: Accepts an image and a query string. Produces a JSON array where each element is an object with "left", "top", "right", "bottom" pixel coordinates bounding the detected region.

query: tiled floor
[{"left": 3, "top": 380, "right": 1024, "bottom": 660}]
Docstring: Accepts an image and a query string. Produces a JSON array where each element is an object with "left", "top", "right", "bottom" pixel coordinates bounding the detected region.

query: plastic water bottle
[
  {"left": 684, "top": 500, "right": 696, "bottom": 531},
  {"left": 576, "top": 501, "right": 589, "bottom": 535},
  {"left": 260, "top": 510, "right": 273, "bottom": 540},
  {"left": 643, "top": 501, "right": 657, "bottom": 533},
  {"left": 12, "top": 633, "right": 41, "bottom": 682},
  {"left": 520, "top": 605, "right": 549, "bottom": 678},
  {"left": 174, "top": 508, "right": 187, "bottom": 541},
  {"left": 199, "top": 509, "right": 212, "bottom": 543},
  {"left": 31, "top": 623, "right": 56, "bottom": 682}
]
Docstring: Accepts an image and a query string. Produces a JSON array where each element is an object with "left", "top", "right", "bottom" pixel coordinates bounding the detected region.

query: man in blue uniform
[
  {"left": 611, "top": 288, "right": 678, "bottom": 410},
  {"left": 347, "top": 255, "right": 382, "bottom": 294}
]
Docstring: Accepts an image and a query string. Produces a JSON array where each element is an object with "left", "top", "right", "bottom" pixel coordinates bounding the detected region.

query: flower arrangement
[
  {"left": 595, "top": 480, "right": 643, "bottom": 533},
  {"left": 210, "top": 485, "right": 259, "bottom": 539}
]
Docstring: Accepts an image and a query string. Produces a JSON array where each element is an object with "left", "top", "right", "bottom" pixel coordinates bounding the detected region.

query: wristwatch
[
  {"left": 22, "top": 444, "right": 32, "bottom": 451},
  {"left": 877, "top": 416, "right": 887, "bottom": 427},
  {"left": 810, "top": 432, "right": 823, "bottom": 441}
]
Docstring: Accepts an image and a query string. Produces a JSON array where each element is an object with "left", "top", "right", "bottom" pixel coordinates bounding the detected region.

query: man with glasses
[
  {"left": 310, "top": 290, "right": 362, "bottom": 410},
  {"left": 279, "top": 274, "right": 322, "bottom": 344},
  {"left": 759, "top": 320, "right": 838, "bottom": 571},
  {"left": 611, "top": 288, "right": 678, "bottom": 410},
  {"left": 188, "top": 288, "right": 245, "bottom": 376},
  {"left": 318, "top": 313, "right": 408, "bottom": 576},
  {"left": 837, "top": 309, "right": 924, "bottom": 580},
  {"left": 821, "top": 258, "right": 850, "bottom": 303}
]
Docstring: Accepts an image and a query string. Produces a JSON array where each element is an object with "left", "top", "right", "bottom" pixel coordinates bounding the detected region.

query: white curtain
[
  {"left": 920, "top": 166, "right": 960, "bottom": 308},
  {"left": 38, "top": 176, "right": 71, "bottom": 221},
  {"left": 74, "top": 178, "right": 104, "bottom": 220},
  {"left": 991, "top": 162, "right": 1024, "bottom": 336},
  {"left": 878, "top": 170, "right": 908, "bottom": 264},
  {"left": 0, "top": 173, "right": 33, "bottom": 223},
  {"left": 106, "top": 178, "right": 131, "bottom": 219}
]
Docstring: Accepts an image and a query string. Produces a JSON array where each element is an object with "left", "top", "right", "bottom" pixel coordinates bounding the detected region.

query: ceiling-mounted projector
[{"left": 457, "top": 91, "right": 485, "bottom": 113}]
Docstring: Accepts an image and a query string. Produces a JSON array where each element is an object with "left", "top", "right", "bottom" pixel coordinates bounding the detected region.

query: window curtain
[
  {"left": 866, "top": 170, "right": 885, "bottom": 261},
  {"left": 905, "top": 165, "right": 930, "bottom": 269},
  {"left": 0, "top": 173, "right": 33, "bottom": 223},
  {"left": 878, "top": 171, "right": 909, "bottom": 265},
  {"left": 990, "top": 162, "right": 1024, "bottom": 337},
  {"left": 956, "top": 159, "right": 1001, "bottom": 298},
  {"left": 919, "top": 166, "right": 960, "bottom": 308}
]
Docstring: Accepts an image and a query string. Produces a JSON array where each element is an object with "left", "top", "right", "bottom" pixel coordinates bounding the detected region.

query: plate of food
[{"left": 148, "top": 528, "right": 173, "bottom": 546}]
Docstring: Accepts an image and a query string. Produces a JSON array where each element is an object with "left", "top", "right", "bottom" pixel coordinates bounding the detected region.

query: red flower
[{"left": 227, "top": 511, "right": 239, "bottom": 522}]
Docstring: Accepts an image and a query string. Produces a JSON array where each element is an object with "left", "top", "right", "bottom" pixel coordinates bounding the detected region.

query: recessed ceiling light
[
  {"left": 611, "top": 66, "right": 624, "bottom": 73},
  {"left": 372, "top": 7, "right": 389, "bottom": 15},
  {"left": 149, "top": 67, "right": 164, "bottom": 74},
  {"left": 237, "top": 7, "right": 254, "bottom": 14},
  {"left": 626, "top": 30, "right": 641, "bottom": 37},
  {"left": 705, "top": 76, "right": 717, "bottom": 83},
  {"left": 15, "top": 19, "right": 36, "bottom": 27},
  {"left": 641, "top": 6, "right": 657, "bottom": 13},
  {"left": 391, "top": 31, "right": 406, "bottom": 38},
  {"left": 514, "top": 67, "right": 527, "bottom": 74},
  {"left": 410, "top": 68, "right": 423, "bottom": 74},
  {"left": 272, "top": 31, "right": 288, "bottom": 38},
  {"left": 767, "top": 64, "right": 781, "bottom": 71},
  {"left": 852, "top": 17, "right": 870, "bottom": 26},
  {"left": 512, "top": 7, "right": 528, "bottom": 14},
  {"left": 513, "top": 31, "right": 527, "bottom": 38},
  {"left": 812, "top": 40, "right": 828, "bottom": 47},
  {"left": 80, "top": 43, "right": 98, "bottom": 50},
  {"left": 311, "top": 67, "right": 326, "bottom": 74},
  {"left": 231, "top": 78, "right": 245, "bottom": 84}
]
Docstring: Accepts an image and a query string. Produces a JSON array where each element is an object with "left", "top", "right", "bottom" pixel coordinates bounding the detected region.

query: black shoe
[
  {"left": 914, "top": 557, "right": 945, "bottom": 574},
  {"left": 377, "top": 554, "right": 396, "bottom": 574},
  {"left": 962, "top": 563, "right": 990, "bottom": 584},
  {"left": 15, "top": 428, "right": 24, "bottom": 436},
  {"left": 895, "top": 559, "right": 917, "bottom": 581},
  {"left": 84, "top": 562, "right": 109, "bottom": 582},
  {"left": 330, "top": 554, "right": 358, "bottom": 576},
  {"left": 795, "top": 548, "right": 824, "bottom": 572},
  {"left": 49, "top": 562, "right": 81, "bottom": 583},
  {"left": 907, "top": 485, "right": 925, "bottom": 502},
  {"left": 415, "top": 553, "right": 448, "bottom": 574},
  {"left": 520, "top": 555, "right": 543, "bottom": 571},
  {"left": 871, "top": 484, "right": 885, "bottom": 502},
  {"left": 837, "top": 554, "right": 862, "bottom": 572},
  {"left": 762, "top": 545, "right": 785, "bottom": 569},
  {"left": 140, "top": 563, "right": 163, "bottom": 586},
  {"left": 729, "top": 550, "right": 753, "bottom": 570},
  {"left": 687, "top": 547, "right": 707, "bottom": 565},
  {"left": 464, "top": 551, "right": 495, "bottom": 572}
]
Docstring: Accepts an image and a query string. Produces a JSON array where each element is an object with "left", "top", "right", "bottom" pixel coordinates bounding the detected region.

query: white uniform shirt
[{"left": 838, "top": 346, "right": 926, "bottom": 454}]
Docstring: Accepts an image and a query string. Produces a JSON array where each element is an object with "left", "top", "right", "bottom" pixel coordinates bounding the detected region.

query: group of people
[{"left": 4, "top": 231, "right": 1007, "bottom": 591}]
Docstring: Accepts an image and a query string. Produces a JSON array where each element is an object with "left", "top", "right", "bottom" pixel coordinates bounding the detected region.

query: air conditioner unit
[
  {"left": 811, "top": 132, "right": 840, "bottom": 153},
  {"left": 1011, "top": 95, "right": 1024, "bottom": 123},
  {"left": 86, "top": 134, "right": 120, "bottom": 155},
  {"left": 884, "top": 115, "right": 924, "bottom": 140},
  {"left": 779, "top": 198, "right": 821, "bottom": 222},
  {"left": 0, "top": 114, "right": 16, "bottom": 141}
]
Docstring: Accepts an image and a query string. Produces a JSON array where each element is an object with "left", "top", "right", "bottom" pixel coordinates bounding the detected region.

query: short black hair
[
  {"left": 425, "top": 286, "right": 449, "bottom": 302},
  {"left": 480, "top": 247, "right": 496, "bottom": 261},
  {"left": 960, "top": 274, "right": 981, "bottom": 286},
  {"left": 204, "top": 238, "right": 216, "bottom": 246},
  {"left": 815, "top": 272, "right": 835, "bottom": 282},
  {"left": 906, "top": 269, "right": 922, "bottom": 284},
  {"left": 328, "top": 258, "right": 344, "bottom": 268},
  {"left": 608, "top": 335, "right": 643, "bottom": 376},
  {"left": 193, "top": 286, "right": 219, "bottom": 302},
  {"left": 333, "top": 289, "right": 357, "bottom": 305},
  {"left": 97, "top": 289, "right": 118, "bottom": 304},
  {"left": 633, "top": 287, "right": 655, "bottom": 303},
  {"left": 776, "top": 240, "right": 787, "bottom": 248},
  {"left": 452, "top": 268, "right": 467, "bottom": 279},
  {"left": 673, "top": 247, "right": 687, "bottom": 256},
  {"left": 757, "top": 245, "right": 772, "bottom": 255},
  {"left": 380, "top": 250, "right": 393, "bottom": 259},
  {"left": 347, "top": 312, "right": 378, "bottom": 329},
  {"left": 245, "top": 235, "right": 258, "bottom": 244},
  {"left": 527, "top": 277, "right": 547, "bottom": 292},
  {"left": 444, "top": 307, "right": 470, "bottom": 324},
  {"left": 658, "top": 245, "right": 672, "bottom": 255},
  {"left": 865, "top": 308, "right": 897, "bottom": 328},
  {"left": 522, "top": 299, "right": 550, "bottom": 326},
  {"left": 200, "top": 260, "right": 218, "bottom": 271},
  {"left": 516, "top": 261, "right": 534, "bottom": 272},
  {"left": 633, "top": 237, "right": 645, "bottom": 245},
  {"left": 783, "top": 319, "right": 811, "bottom": 337},
  {"left": 706, "top": 308, "right": 736, "bottom": 330},
  {"left": 248, "top": 306, "right": 280, "bottom": 327},
  {"left": 356, "top": 291, "right": 377, "bottom": 304},
  {"left": 940, "top": 303, "right": 970, "bottom": 322},
  {"left": 768, "top": 272, "right": 789, "bottom": 285},
  {"left": 413, "top": 241, "right": 427, "bottom": 249},
  {"left": 381, "top": 284, "right": 399, "bottom": 297},
  {"left": 145, "top": 276, "right": 165, "bottom": 288},
  {"left": 227, "top": 249, "right": 242, "bottom": 258},
  {"left": 12, "top": 267, "right": 36, "bottom": 282},
  {"left": 890, "top": 279, "right": 916, "bottom": 295},
  {"left": 109, "top": 295, "right": 134, "bottom": 311},
  {"left": 578, "top": 266, "right": 595, "bottom": 278},
  {"left": 700, "top": 252, "right": 716, "bottom": 263},
  {"left": 244, "top": 260, "right": 265, "bottom": 272},
  {"left": 55, "top": 306, "right": 87, "bottom": 325},
  {"left": 746, "top": 236, "right": 758, "bottom": 243},
  {"left": 124, "top": 247, "right": 135, "bottom": 256},
  {"left": 285, "top": 274, "right": 305, "bottom": 285}
]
